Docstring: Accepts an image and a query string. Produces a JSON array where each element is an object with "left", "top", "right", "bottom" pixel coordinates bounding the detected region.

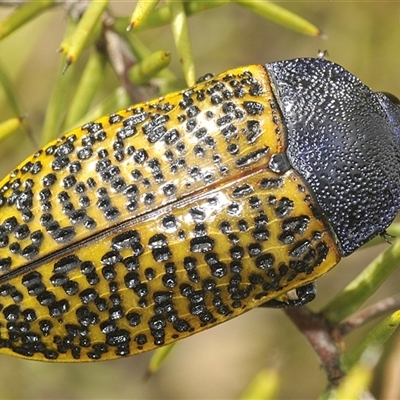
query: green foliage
[{"left": 0, "top": 2, "right": 399, "bottom": 399}]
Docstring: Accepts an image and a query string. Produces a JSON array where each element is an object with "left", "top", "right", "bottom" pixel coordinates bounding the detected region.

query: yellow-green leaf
[
  {"left": 323, "top": 239, "right": 400, "bottom": 323},
  {"left": 124, "top": 34, "right": 177, "bottom": 90},
  {"left": 64, "top": 50, "right": 107, "bottom": 131},
  {"left": 129, "top": 50, "right": 171, "bottom": 86},
  {"left": 41, "top": 57, "right": 77, "bottom": 144},
  {"left": 168, "top": 0, "right": 195, "bottom": 86},
  {"left": 145, "top": 343, "right": 176, "bottom": 378},
  {"left": 114, "top": 0, "right": 226, "bottom": 32},
  {"left": 341, "top": 311, "right": 400, "bottom": 372},
  {"left": 59, "top": 0, "right": 109, "bottom": 69},
  {"left": 127, "top": 0, "right": 160, "bottom": 30},
  {"left": 233, "top": 0, "right": 322, "bottom": 37},
  {"left": 70, "top": 87, "right": 131, "bottom": 129},
  {"left": 240, "top": 368, "right": 280, "bottom": 400},
  {"left": 0, "top": 116, "right": 23, "bottom": 142},
  {"left": 0, "top": 0, "right": 55, "bottom": 41},
  {"left": 0, "top": 60, "right": 24, "bottom": 116}
]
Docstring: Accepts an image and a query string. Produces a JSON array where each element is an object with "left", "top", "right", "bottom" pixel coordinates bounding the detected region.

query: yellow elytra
[{"left": 0, "top": 58, "right": 399, "bottom": 361}]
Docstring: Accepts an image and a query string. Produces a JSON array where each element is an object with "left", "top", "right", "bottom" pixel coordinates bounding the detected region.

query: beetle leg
[
  {"left": 381, "top": 230, "right": 395, "bottom": 244},
  {"left": 259, "top": 283, "right": 316, "bottom": 308}
]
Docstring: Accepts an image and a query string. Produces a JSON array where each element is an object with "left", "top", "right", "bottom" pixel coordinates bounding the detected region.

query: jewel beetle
[{"left": 0, "top": 57, "right": 399, "bottom": 362}]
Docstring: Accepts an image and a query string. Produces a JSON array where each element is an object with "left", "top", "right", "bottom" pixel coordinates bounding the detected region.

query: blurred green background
[{"left": 0, "top": 2, "right": 400, "bottom": 399}]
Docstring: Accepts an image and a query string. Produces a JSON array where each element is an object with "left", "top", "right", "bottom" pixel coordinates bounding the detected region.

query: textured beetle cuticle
[{"left": 1, "top": 59, "right": 399, "bottom": 361}]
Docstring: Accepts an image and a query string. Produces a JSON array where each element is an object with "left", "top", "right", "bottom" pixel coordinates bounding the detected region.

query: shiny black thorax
[{"left": 265, "top": 58, "right": 400, "bottom": 256}]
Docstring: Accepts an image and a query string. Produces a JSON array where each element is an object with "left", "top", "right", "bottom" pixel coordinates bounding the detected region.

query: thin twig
[
  {"left": 284, "top": 307, "right": 344, "bottom": 385},
  {"left": 102, "top": 15, "right": 160, "bottom": 103},
  {"left": 338, "top": 294, "right": 400, "bottom": 336}
]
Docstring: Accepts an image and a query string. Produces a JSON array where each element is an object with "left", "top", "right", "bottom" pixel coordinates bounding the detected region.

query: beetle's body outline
[{"left": 0, "top": 58, "right": 399, "bottom": 362}]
